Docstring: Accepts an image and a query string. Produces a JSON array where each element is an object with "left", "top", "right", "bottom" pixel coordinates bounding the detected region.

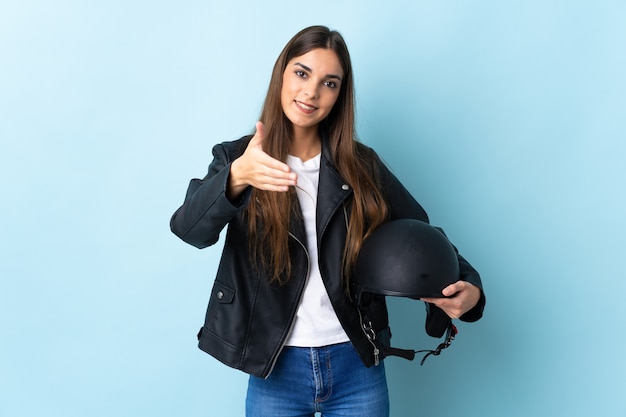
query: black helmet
[{"left": 353, "top": 218, "right": 460, "bottom": 365}]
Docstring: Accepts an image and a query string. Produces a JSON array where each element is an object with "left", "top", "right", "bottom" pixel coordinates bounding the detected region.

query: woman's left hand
[{"left": 421, "top": 281, "right": 481, "bottom": 319}]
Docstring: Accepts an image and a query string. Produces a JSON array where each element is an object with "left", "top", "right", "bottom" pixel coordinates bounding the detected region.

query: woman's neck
[{"left": 290, "top": 126, "right": 321, "bottom": 161}]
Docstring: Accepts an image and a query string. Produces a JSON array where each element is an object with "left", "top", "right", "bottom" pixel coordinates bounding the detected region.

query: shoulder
[
  {"left": 353, "top": 141, "right": 389, "bottom": 175},
  {"left": 354, "top": 141, "right": 383, "bottom": 163},
  {"left": 213, "top": 135, "right": 252, "bottom": 156},
  {"left": 354, "top": 140, "right": 375, "bottom": 155},
  {"left": 205, "top": 135, "right": 253, "bottom": 176},
  {"left": 212, "top": 135, "right": 253, "bottom": 161}
]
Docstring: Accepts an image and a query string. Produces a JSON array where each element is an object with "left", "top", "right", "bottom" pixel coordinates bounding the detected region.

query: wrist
[{"left": 226, "top": 159, "right": 248, "bottom": 200}]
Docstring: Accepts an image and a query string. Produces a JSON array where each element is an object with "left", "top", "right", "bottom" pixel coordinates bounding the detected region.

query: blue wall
[{"left": 1, "top": 1, "right": 625, "bottom": 416}]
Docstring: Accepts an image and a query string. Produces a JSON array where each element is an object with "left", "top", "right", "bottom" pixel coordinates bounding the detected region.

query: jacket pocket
[
  {"left": 202, "top": 281, "right": 241, "bottom": 348},
  {"left": 212, "top": 281, "right": 235, "bottom": 304}
]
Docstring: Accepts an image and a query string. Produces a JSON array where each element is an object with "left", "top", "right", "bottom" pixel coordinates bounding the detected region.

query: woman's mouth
[{"left": 295, "top": 100, "right": 317, "bottom": 114}]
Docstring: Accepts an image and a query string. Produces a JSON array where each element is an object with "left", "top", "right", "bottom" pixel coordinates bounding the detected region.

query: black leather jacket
[{"left": 170, "top": 134, "right": 484, "bottom": 378}]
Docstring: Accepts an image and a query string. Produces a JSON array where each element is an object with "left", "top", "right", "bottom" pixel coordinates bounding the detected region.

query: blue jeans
[{"left": 246, "top": 342, "right": 389, "bottom": 417}]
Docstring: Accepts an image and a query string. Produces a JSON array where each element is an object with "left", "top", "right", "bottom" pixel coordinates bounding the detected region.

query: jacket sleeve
[
  {"left": 170, "top": 140, "right": 252, "bottom": 249},
  {"left": 376, "top": 153, "right": 485, "bottom": 322}
]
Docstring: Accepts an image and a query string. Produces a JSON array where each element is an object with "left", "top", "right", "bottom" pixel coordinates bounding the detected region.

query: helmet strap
[
  {"left": 356, "top": 300, "right": 458, "bottom": 365},
  {"left": 416, "top": 322, "right": 458, "bottom": 365}
]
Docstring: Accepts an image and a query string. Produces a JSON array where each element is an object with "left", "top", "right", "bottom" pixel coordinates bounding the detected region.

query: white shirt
[{"left": 284, "top": 153, "right": 349, "bottom": 347}]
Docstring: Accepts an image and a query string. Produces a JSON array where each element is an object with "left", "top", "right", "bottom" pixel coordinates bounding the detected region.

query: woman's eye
[
  {"left": 324, "top": 80, "right": 337, "bottom": 88},
  {"left": 295, "top": 70, "right": 306, "bottom": 78}
]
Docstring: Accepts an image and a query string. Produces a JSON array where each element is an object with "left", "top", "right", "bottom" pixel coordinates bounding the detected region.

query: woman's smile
[{"left": 294, "top": 100, "right": 318, "bottom": 114}]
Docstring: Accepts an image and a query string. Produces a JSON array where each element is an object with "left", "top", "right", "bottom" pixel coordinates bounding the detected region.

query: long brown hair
[{"left": 247, "top": 26, "right": 388, "bottom": 288}]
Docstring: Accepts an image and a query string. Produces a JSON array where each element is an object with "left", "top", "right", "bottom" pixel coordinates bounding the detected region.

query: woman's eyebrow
[{"left": 294, "top": 62, "right": 342, "bottom": 81}]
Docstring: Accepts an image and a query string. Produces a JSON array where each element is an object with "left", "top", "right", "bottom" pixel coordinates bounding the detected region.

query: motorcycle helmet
[{"left": 353, "top": 218, "right": 460, "bottom": 364}]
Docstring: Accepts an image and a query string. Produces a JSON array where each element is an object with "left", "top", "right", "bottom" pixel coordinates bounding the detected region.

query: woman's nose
[{"left": 303, "top": 81, "right": 319, "bottom": 98}]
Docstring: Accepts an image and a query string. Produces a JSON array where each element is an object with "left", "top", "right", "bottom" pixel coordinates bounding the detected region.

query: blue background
[{"left": 1, "top": 1, "right": 625, "bottom": 416}]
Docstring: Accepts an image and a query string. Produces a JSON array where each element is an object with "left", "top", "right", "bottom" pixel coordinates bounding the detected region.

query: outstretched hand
[
  {"left": 227, "top": 121, "right": 297, "bottom": 199},
  {"left": 421, "top": 281, "right": 481, "bottom": 319}
]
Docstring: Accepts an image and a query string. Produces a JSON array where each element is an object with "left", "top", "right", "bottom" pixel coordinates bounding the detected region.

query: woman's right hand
[{"left": 227, "top": 121, "right": 297, "bottom": 200}]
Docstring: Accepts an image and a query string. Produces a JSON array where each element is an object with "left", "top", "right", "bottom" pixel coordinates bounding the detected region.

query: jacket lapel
[{"left": 316, "top": 133, "right": 353, "bottom": 244}]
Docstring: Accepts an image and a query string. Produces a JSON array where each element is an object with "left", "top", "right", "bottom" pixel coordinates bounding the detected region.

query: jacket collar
[{"left": 316, "top": 128, "right": 353, "bottom": 240}]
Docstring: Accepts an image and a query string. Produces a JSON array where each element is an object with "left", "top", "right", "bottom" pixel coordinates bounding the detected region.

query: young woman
[{"left": 171, "top": 25, "right": 484, "bottom": 417}]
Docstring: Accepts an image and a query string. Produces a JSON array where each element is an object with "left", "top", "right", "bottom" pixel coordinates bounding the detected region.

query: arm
[
  {"left": 169, "top": 141, "right": 250, "bottom": 249},
  {"left": 170, "top": 122, "right": 297, "bottom": 249}
]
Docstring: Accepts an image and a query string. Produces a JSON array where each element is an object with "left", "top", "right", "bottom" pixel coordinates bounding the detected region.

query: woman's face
[{"left": 281, "top": 48, "right": 344, "bottom": 135}]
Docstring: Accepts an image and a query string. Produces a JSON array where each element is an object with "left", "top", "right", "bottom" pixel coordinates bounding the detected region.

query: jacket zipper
[
  {"left": 264, "top": 232, "right": 310, "bottom": 378},
  {"left": 266, "top": 193, "right": 350, "bottom": 376}
]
